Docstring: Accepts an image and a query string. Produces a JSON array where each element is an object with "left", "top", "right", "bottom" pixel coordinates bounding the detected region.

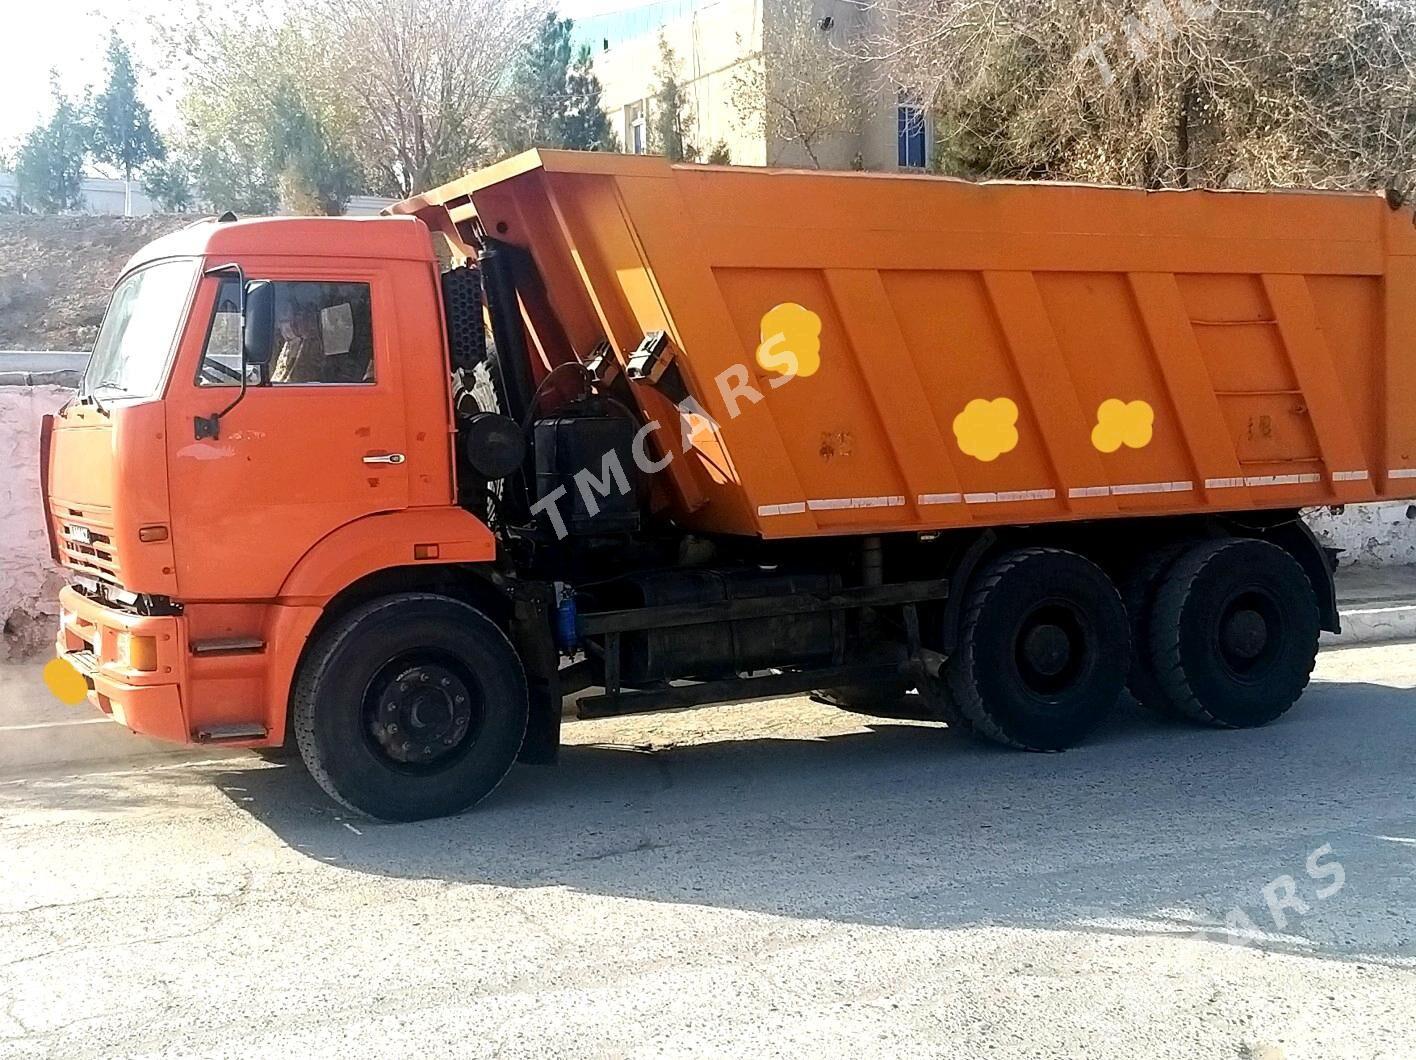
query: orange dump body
[{"left": 407, "top": 150, "right": 1416, "bottom": 538}]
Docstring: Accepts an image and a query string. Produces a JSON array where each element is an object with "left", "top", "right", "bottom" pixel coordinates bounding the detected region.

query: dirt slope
[{"left": 0, "top": 215, "right": 191, "bottom": 351}]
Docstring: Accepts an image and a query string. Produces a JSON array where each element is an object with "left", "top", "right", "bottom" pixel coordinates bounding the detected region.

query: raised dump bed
[{"left": 403, "top": 149, "right": 1416, "bottom": 539}]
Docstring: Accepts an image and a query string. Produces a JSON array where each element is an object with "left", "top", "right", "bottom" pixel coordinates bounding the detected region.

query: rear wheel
[
  {"left": 293, "top": 593, "right": 528, "bottom": 821},
  {"left": 946, "top": 547, "right": 1129, "bottom": 751},
  {"left": 1120, "top": 544, "right": 1187, "bottom": 715},
  {"left": 1148, "top": 539, "right": 1319, "bottom": 728}
]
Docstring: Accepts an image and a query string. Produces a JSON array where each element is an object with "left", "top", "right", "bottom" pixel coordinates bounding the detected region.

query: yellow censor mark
[
  {"left": 43, "top": 657, "right": 89, "bottom": 706},
  {"left": 1092, "top": 399, "right": 1155, "bottom": 453},
  {"left": 953, "top": 397, "right": 1020, "bottom": 462},
  {"left": 756, "top": 303, "right": 822, "bottom": 379}
]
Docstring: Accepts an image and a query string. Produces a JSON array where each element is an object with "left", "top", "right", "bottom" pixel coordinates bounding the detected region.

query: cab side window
[{"left": 198, "top": 280, "right": 376, "bottom": 386}]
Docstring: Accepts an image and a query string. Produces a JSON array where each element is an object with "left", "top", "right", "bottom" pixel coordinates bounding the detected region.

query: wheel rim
[
  {"left": 362, "top": 652, "right": 484, "bottom": 772},
  {"left": 1216, "top": 588, "right": 1283, "bottom": 679},
  {"left": 1013, "top": 601, "right": 1091, "bottom": 697}
]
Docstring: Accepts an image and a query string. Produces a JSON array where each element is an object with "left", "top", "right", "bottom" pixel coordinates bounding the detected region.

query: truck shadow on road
[{"left": 212, "top": 680, "right": 1416, "bottom": 963}]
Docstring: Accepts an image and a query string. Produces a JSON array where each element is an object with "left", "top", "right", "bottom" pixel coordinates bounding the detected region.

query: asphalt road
[{"left": 2, "top": 642, "right": 1414, "bottom": 1059}]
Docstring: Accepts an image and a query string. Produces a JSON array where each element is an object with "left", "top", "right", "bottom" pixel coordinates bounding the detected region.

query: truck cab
[{"left": 47, "top": 215, "right": 496, "bottom": 760}]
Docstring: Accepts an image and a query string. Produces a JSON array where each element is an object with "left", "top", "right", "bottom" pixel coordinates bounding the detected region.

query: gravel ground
[{"left": 2, "top": 642, "right": 1414, "bottom": 1059}]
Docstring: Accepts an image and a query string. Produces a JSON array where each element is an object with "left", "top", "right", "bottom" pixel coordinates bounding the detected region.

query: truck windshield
[{"left": 82, "top": 258, "right": 199, "bottom": 402}]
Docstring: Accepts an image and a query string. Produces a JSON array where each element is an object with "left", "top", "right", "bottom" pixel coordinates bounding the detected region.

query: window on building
[
  {"left": 897, "top": 93, "right": 928, "bottom": 169},
  {"left": 198, "top": 280, "right": 375, "bottom": 386},
  {"left": 626, "top": 101, "right": 647, "bottom": 155}
]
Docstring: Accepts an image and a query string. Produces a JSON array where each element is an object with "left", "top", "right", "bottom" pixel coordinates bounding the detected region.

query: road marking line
[{"left": 0, "top": 718, "right": 112, "bottom": 733}]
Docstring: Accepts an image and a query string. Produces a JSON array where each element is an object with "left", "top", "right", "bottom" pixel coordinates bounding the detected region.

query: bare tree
[
  {"left": 321, "top": 0, "right": 548, "bottom": 196},
  {"left": 849, "top": 0, "right": 1416, "bottom": 191},
  {"left": 734, "top": 0, "right": 868, "bottom": 168}
]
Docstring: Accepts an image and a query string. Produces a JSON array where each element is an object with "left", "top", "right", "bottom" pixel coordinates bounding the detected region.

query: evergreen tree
[
  {"left": 561, "top": 44, "right": 618, "bottom": 152},
  {"left": 268, "top": 80, "right": 361, "bottom": 215},
  {"left": 15, "top": 74, "right": 87, "bottom": 214},
  {"left": 142, "top": 157, "right": 195, "bottom": 212},
  {"left": 89, "top": 35, "right": 166, "bottom": 215},
  {"left": 496, "top": 15, "right": 617, "bottom": 154},
  {"left": 651, "top": 34, "right": 696, "bottom": 162},
  {"left": 497, "top": 12, "right": 574, "bottom": 153}
]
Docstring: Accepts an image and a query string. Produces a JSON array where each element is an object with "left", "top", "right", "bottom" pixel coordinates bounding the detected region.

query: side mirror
[{"left": 243, "top": 280, "right": 276, "bottom": 366}]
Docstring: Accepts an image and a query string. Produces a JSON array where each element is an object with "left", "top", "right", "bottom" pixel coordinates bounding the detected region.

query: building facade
[{"left": 576, "top": 0, "right": 932, "bottom": 172}]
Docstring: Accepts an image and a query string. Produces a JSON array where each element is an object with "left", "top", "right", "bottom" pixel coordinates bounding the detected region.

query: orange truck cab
[{"left": 43, "top": 150, "right": 1416, "bottom": 820}]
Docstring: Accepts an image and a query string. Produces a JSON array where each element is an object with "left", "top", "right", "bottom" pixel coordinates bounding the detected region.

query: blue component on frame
[{"left": 554, "top": 594, "right": 579, "bottom": 651}]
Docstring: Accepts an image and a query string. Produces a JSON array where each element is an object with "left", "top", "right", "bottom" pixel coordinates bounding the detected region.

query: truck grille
[{"left": 52, "top": 506, "right": 122, "bottom": 586}]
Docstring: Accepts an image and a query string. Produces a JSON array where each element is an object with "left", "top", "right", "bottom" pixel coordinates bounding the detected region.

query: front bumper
[{"left": 55, "top": 585, "right": 190, "bottom": 743}]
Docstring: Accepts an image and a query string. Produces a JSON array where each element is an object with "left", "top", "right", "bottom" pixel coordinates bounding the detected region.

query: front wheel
[{"left": 293, "top": 593, "right": 528, "bottom": 821}]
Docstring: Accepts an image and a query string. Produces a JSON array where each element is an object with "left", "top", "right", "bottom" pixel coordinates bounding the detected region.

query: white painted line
[
  {"left": 917, "top": 493, "right": 963, "bottom": 506},
  {"left": 1070, "top": 481, "right": 1194, "bottom": 499},
  {"left": 1113, "top": 480, "right": 1193, "bottom": 495},
  {"left": 964, "top": 489, "right": 1056, "bottom": 504},
  {"left": 757, "top": 502, "right": 806, "bottom": 517},
  {"left": 1206, "top": 474, "right": 1324, "bottom": 488},
  {"left": 806, "top": 495, "right": 906, "bottom": 511},
  {"left": 1243, "top": 473, "right": 1322, "bottom": 487},
  {"left": 1390, "top": 468, "right": 1416, "bottom": 479},
  {"left": 1332, "top": 470, "right": 1370, "bottom": 482},
  {"left": 0, "top": 717, "right": 111, "bottom": 733}
]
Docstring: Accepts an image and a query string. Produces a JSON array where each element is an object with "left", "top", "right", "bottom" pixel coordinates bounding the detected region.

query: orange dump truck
[{"left": 43, "top": 150, "right": 1416, "bottom": 819}]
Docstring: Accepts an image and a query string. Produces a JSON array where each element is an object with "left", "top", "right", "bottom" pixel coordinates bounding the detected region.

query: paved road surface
[{"left": 2, "top": 642, "right": 1414, "bottom": 1058}]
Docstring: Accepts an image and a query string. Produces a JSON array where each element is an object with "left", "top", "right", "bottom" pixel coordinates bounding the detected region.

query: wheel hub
[
  {"left": 1221, "top": 607, "right": 1269, "bottom": 661},
  {"left": 1022, "top": 623, "right": 1071, "bottom": 677},
  {"left": 369, "top": 662, "right": 474, "bottom": 764}
]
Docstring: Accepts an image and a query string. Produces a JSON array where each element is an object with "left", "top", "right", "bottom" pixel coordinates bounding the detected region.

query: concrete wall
[
  {"left": 1309, "top": 502, "right": 1416, "bottom": 567},
  {"left": 0, "top": 384, "right": 69, "bottom": 660}
]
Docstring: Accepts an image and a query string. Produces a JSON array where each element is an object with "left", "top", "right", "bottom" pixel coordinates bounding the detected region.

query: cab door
[{"left": 165, "top": 265, "right": 410, "bottom": 600}]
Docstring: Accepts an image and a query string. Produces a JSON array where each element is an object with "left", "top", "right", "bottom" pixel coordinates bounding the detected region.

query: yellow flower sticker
[
  {"left": 1092, "top": 399, "right": 1154, "bottom": 453},
  {"left": 756, "top": 303, "right": 821, "bottom": 380},
  {"left": 43, "top": 657, "right": 88, "bottom": 706},
  {"left": 953, "top": 397, "right": 1019, "bottom": 462}
]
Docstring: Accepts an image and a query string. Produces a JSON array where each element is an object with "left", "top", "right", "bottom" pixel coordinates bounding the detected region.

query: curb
[{"left": 1324, "top": 603, "right": 1416, "bottom": 648}]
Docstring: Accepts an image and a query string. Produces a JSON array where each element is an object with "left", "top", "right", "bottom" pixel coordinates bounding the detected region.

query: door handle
[{"left": 363, "top": 453, "right": 406, "bottom": 465}]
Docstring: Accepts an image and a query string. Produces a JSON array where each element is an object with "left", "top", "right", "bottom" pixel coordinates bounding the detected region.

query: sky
[{"left": 0, "top": 0, "right": 636, "bottom": 152}]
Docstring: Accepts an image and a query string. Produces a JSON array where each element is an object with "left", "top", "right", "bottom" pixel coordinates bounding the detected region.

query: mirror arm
[{"left": 195, "top": 262, "right": 250, "bottom": 441}]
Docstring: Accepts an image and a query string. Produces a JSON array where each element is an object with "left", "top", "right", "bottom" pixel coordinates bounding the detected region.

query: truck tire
[
  {"left": 1120, "top": 544, "right": 1187, "bottom": 716},
  {"left": 1148, "top": 539, "right": 1319, "bottom": 728},
  {"left": 292, "top": 593, "right": 528, "bottom": 822},
  {"left": 946, "top": 547, "right": 1129, "bottom": 751}
]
